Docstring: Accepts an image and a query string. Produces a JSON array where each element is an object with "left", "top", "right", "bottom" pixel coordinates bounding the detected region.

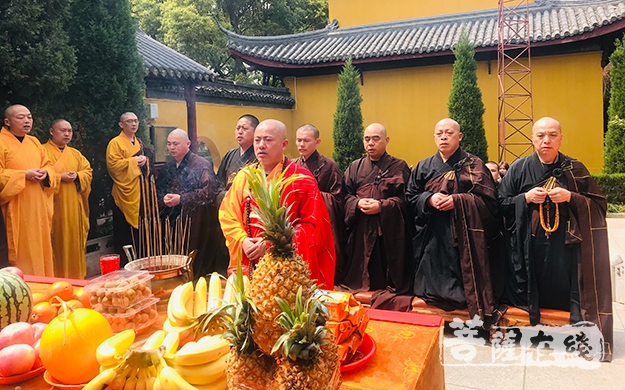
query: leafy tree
[
  {"left": 130, "top": 0, "right": 328, "bottom": 81},
  {"left": 448, "top": 31, "right": 488, "bottom": 161},
  {"left": 0, "top": 0, "right": 76, "bottom": 137},
  {"left": 61, "top": 0, "right": 147, "bottom": 231},
  {"left": 160, "top": 0, "right": 232, "bottom": 78},
  {"left": 332, "top": 58, "right": 364, "bottom": 171},
  {"left": 606, "top": 35, "right": 625, "bottom": 173},
  {"left": 131, "top": 0, "right": 164, "bottom": 40}
]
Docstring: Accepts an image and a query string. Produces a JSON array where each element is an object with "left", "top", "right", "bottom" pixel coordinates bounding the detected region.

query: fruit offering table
[{"left": 0, "top": 277, "right": 444, "bottom": 390}]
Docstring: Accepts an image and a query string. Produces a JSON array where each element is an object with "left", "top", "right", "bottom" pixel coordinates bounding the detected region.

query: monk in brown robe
[
  {"left": 294, "top": 124, "right": 346, "bottom": 284},
  {"left": 217, "top": 114, "right": 259, "bottom": 192},
  {"left": 0, "top": 105, "right": 55, "bottom": 275},
  {"left": 156, "top": 129, "right": 228, "bottom": 277},
  {"left": 408, "top": 118, "right": 504, "bottom": 324},
  {"left": 498, "top": 117, "right": 613, "bottom": 361},
  {"left": 342, "top": 123, "right": 412, "bottom": 294}
]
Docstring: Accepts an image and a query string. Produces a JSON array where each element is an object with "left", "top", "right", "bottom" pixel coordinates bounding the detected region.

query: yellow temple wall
[
  {"left": 328, "top": 0, "right": 532, "bottom": 27},
  {"left": 284, "top": 51, "right": 604, "bottom": 172}
]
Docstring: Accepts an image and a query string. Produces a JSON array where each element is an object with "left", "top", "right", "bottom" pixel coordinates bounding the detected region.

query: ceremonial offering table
[{"left": 1, "top": 277, "right": 445, "bottom": 390}]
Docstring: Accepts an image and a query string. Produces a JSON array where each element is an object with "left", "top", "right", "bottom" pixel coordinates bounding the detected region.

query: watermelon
[{"left": 0, "top": 271, "right": 32, "bottom": 330}]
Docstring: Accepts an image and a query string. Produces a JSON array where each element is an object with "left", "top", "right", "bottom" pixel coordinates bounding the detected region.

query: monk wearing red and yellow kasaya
[
  {"left": 0, "top": 104, "right": 56, "bottom": 276},
  {"left": 219, "top": 119, "right": 335, "bottom": 288}
]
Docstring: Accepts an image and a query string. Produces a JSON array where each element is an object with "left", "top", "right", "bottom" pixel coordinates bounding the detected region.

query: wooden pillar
[{"left": 184, "top": 80, "right": 198, "bottom": 153}]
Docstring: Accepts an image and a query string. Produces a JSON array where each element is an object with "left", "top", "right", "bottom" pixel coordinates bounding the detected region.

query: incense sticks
[{"left": 136, "top": 170, "right": 191, "bottom": 271}]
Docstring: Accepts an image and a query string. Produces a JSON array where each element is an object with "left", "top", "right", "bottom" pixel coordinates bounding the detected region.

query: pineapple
[
  {"left": 272, "top": 287, "right": 340, "bottom": 390},
  {"left": 223, "top": 259, "right": 276, "bottom": 389},
  {"left": 243, "top": 165, "right": 314, "bottom": 355}
]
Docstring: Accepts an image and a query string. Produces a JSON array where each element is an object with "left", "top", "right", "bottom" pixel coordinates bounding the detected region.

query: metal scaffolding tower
[{"left": 497, "top": 0, "right": 534, "bottom": 164}]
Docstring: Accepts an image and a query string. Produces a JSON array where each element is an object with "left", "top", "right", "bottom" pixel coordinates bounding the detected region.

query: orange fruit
[
  {"left": 56, "top": 299, "right": 84, "bottom": 315},
  {"left": 46, "top": 281, "right": 74, "bottom": 302},
  {"left": 31, "top": 301, "right": 57, "bottom": 324},
  {"left": 31, "top": 292, "right": 47, "bottom": 306},
  {"left": 39, "top": 308, "right": 113, "bottom": 385},
  {"left": 73, "top": 289, "right": 92, "bottom": 309}
]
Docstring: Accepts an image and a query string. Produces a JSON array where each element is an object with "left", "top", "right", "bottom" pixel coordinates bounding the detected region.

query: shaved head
[
  {"left": 120, "top": 112, "right": 136, "bottom": 122},
  {"left": 435, "top": 118, "right": 460, "bottom": 132},
  {"left": 434, "top": 118, "right": 462, "bottom": 161},
  {"left": 297, "top": 124, "right": 319, "bottom": 139},
  {"left": 254, "top": 119, "right": 289, "bottom": 171},
  {"left": 532, "top": 116, "right": 563, "bottom": 164},
  {"left": 256, "top": 119, "right": 287, "bottom": 140},
  {"left": 3, "top": 104, "right": 33, "bottom": 136},
  {"left": 167, "top": 128, "right": 191, "bottom": 162},
  {"left": 363, "top": 122, "right": 389, "bottom": 161},
  {"left": 168, "top": 128, "right": 189, "bottom": 142},
  {"left": 4, "top": 104, "right": 28, "bottom": 120},
  {"left": 533, "top": 117, "right": 561, "bottom": 133},
  {"left": 365, "top": 123, "right": 387, "bottom": 137}
]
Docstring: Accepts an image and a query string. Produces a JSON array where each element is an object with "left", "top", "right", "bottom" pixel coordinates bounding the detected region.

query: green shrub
[
  {"left": 591, "top": 173, "right": 625, "bottom": 204},
  {"left": 606, "top": 34, "right": 625, "bottom": 173},
  {"left": 448, "top": 30, "right": 488, "bottom": 161},
  {"left": 332, "top": 57, "right": 365, "bottom": 171},
  {"left": 604, "top": 117, "right": 625, "bottom": 174}
]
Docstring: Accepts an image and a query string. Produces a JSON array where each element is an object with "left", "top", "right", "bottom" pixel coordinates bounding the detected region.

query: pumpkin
[
  {"left": 39, "top": 307, "right": 113, "bottom": 384},
  {"left": 0, "top": 270, "right": 32, "bottom": 330}
]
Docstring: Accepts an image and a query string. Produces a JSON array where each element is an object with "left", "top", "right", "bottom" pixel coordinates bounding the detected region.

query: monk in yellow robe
[
  {"left": 106, "top": 112, "right": 148, "bottom": 265},
  {"left": 0, "top": 105, "right": 56, "bottom": 276},
  {"left": 43, "top": 119, "right": 92, "bottom": 279}
]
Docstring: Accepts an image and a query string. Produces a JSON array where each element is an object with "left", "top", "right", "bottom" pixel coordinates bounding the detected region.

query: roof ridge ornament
[{"left": 325, "top": 19, "right": 339, "bottom": 31}]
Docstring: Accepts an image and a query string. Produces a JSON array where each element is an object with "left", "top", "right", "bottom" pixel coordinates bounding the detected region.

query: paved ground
[{"left": 444, "top": 217, "right": 625, "bottom": 390}]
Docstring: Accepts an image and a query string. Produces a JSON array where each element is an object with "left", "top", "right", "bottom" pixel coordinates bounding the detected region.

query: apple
[
  {"left": 0, "top": 344, "right": 36, "bottom": 376},
  {"left": 0, "top": 322, "right": 35, "bottom": 351},
  {"left": 32, "top": 339, "right": 42, "bottom": 369},
  {"left": 0, "top": 266, "right": 24, "bottom": 280},
  {"left": 31, "top": 323, "right": 47, "bottom": 341}
]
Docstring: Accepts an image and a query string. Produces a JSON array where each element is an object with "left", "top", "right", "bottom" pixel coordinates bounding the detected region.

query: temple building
[{"left": 220, "top": 0, "right": 625, "bottom": 171}]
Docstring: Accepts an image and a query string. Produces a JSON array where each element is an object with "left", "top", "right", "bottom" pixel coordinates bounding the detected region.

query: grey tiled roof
[
  {"left": 225, "top": 0, "right": 625, "bottom": 67},
  {"left": 197, "top": 80, "right": 295, "bottom": 107},
  {"left": 145, "top": 78, "right": 295, "bottom": 108},
  {"left": 136, "top": 30, "right": 216, "bottom": 81}
]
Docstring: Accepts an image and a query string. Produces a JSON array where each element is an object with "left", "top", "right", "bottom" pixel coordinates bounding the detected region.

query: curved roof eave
[{"left": 224, "top": 0, "right": 625, "bottom": 70}]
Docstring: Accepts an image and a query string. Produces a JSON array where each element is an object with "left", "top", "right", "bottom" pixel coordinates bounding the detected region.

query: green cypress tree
[
  {"left": 448, "top": 30, "right": 488, "bottom": 161},
  {"left": 332, "top": 58, "right": 364, "bottom": 171},
  {"left": 605, "top": 35, "right": 625, "bottom": 173},
  {"left": 0, "top": 0, "right": 76, "bottom": 137},
  {"left": 61, "top": 0, "right": 147, "bottom": 232}
]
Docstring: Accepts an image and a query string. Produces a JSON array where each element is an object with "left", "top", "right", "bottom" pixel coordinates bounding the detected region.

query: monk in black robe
[
  {"left": 216, "top": 114, "right": 258, "bottom": 192},
  {"left": 156, "top": 130, "right": 228, "bottom": 277},
  {"left": 294, "top": 124, "right": 346, "bottom": 285},
  {"left": 499, "top": 117, "right": 613, "bottom": 361},
  {"left": 407, "top": 118, "right": 504, "bottom": 324},
  {"left": 342, "top": 123, "right": 412, "bottom": 295}
]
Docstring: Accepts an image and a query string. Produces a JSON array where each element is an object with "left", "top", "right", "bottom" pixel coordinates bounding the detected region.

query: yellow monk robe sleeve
[
  {"left": 42, "top": 142, "right": 62, "bottom": 194},
  {"left": 37, "top": 141, "right": 56, "bottom": 195},
  {"left": 0, "top": 161, "right": 26, "bottom": 206},
  {"left": 75, "top": 149, "right": 93, "bottom": 195},
  {"left": 0, "top": 129, "right": 26, "bottom": 205},
  {"left": 218, "top": 170, "right": 249, "bottom": 268},
  {"left": 106, "top": 138, "right": 141, "bottom": 181}
]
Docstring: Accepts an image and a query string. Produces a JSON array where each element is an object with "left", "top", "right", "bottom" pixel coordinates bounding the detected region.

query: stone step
[{"left": 353, "top": 291, "right": 570, "bottom": 327}]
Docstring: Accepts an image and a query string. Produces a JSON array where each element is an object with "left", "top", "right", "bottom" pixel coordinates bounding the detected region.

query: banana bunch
[
  {"left": 85, "top": 339, "right": 166, "bottom": 390},
  {"left": 165, "top": 273, "right": 233, "bottom": 344},
  {"left": 96, "top": 329, "right": 137, "bottom": 371},
  {"left": 161, "top": 335, "right": 230, "bottom": 388}
]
